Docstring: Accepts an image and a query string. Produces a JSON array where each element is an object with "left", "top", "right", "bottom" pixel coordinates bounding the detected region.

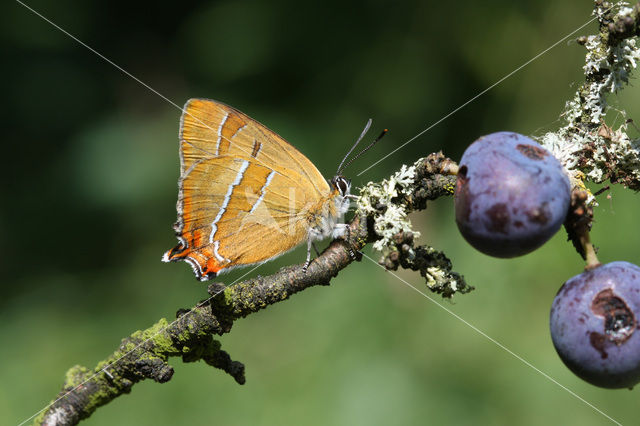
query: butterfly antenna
[
  {"left": 337, "top": 119, "right": 372, "bottom": 175},
  {"left": 338, "top": 127, "right": 388, "bottom": 175}
]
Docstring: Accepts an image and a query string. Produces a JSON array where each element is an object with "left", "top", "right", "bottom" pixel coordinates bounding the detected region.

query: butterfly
[{"left": 162, "top": 99, "right": 382, "bottom": 281}]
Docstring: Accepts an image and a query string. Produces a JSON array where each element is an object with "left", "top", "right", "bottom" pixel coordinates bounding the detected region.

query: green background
[{"left": 3, "top": 0, "right": 639, "bottom": 425}]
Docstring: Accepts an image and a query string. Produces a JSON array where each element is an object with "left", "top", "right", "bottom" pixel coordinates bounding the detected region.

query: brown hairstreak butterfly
[{"left": 163, "top": 99, "right": 383, "bottom": 281}]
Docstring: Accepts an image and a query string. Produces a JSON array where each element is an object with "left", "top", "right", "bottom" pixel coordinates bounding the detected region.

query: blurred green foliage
[{"left": 2, "top": 0, "right": 639, "bottom": 425}]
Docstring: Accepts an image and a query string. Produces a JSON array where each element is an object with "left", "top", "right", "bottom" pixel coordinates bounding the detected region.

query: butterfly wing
[
  {"left": 179, "top": 99, "right": 328, "bottom": 196},
  {"left": 163, "top": 99, "right": 331, "bottom": 280}
]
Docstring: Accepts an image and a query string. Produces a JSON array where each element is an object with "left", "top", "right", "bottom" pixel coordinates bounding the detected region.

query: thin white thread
[
  {"left": 14, "top": 0, "right": 278, "bottom": 175},
  {"left": 360, "top": 252, "right": 621, "bottom": 426},
  {"left": 357, "top": 13, "right": 605, "bottom": 176},
  {"left": 17, "top": 263, "right": 263, "bottom": 426}
]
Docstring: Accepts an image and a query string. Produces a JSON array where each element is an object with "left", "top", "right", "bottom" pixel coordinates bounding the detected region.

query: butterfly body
[{"left": 163, "top": 99, "right": 351, "bottom": 280}]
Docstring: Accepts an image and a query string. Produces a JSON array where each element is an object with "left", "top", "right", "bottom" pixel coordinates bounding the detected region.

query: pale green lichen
[
  {"left": 357, "top": 158, "right": 468, "bottom": 298},
  {"left": 33, "top": 408, "right": 50, "bottom": 426},
  {"left": 357, "top": 162, "right": 421, "bottom": 252},
  {"left": 65, "top": 365, "right": 91, "bottom": 388},
  {"left": 38, "top": 407, "right": 67, "bottom": 425},
  {"left": 540, "top": 2, "right": 640, "bottom": 192},
  {"left": 425, "top": 266, "right": 448, "bottom": 289}
]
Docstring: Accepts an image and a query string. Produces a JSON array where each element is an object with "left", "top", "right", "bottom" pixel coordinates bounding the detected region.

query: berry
[
  {"left": 454, "top": 132, "right": 570, "bottom": 258},
  {"left": 550, "top": 261, "right": 640, "bottom": 389}
]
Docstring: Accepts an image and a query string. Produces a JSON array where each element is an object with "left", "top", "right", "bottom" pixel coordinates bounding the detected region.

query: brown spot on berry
[
  {"left": 485, "top": 203, "right": 510, "bottom": 234},
  {"left": 526, "top": 204, "right": 550, "bottom": 225},
  {"left": 516, "top": 144, "right": 548, "bottom": 160},
  {"left": 590, "top": 332, "right": 609, "bottom": 359},
  {"left": 591, "top": 288, "right": 636, "bottom": 344}
]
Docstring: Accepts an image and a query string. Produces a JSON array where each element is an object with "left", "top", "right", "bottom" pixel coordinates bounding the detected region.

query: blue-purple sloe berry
[
  {"left": 550, "top": 261, "right": 640, "bottom": 389},
  {"left": 454, "top": 132, "right": 570, "bottom": 258}
]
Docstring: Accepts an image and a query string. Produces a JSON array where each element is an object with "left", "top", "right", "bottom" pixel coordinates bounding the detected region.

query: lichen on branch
[
  {"left": 36, "top": 151, "right": 462, "bottom": 426},
  {"left": 541, "top": 1, "right": 640, "bottom": 191},
  {"left": 34, "top": 2, "right": 640, "bottom": 424},
  {"left": 35, "top": 309, "right": 244, "bottom": 426},
  {"left": 358, "top": 152, "right": 471, "bottom": 298}
]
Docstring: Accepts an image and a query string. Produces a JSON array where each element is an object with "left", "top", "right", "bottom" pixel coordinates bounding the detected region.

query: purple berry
[
  {"left": 550, "top": 261, "right": 640, "bottom": 389},
  {"left": 454, "top": 132, "right": 570, "bottom": 258}
]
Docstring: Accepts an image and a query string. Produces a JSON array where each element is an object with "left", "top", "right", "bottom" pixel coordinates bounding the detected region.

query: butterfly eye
[{"left": 334, "top": 177, "right": 350, "bottom": 196}]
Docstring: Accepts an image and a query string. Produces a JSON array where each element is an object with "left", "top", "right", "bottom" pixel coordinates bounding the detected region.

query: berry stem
[
  {"left": 563, "top": 188, "right": 601, "bottom": 267},
  {"left": 581, "top": 230, "right": 601, "bottom": 270}
]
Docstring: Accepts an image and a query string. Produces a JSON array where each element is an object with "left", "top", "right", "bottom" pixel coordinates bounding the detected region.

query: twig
[
  {"left": 36, "top": 153, "right": 462, "bottom": 426},
  {"left": 35, "top": 2, "right": 640, "bottom": 424},
  {"left": 541, "top": 1, "right": 640, "bottom": 191}
]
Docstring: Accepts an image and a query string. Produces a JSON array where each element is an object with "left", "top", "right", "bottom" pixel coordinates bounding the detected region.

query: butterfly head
[{"left": 331, "top": 175, "right": 351, "bottom": 197}]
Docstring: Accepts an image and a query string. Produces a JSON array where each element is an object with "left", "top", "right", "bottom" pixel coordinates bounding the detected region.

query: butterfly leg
[
  {"left": 333, "top": 223, "right": 356, "bottom": 260},
  {"left": 345, "top": 226, "right": 356, "bottom": 260},
  {"left": 312, "top": 242, "right": 321, "bottom": 257},
  {"left": 303, "top": 238, "right": 313, "bottom": 273}
]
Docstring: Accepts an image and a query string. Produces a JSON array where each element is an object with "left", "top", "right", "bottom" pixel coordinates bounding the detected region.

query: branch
[
  {"left": 36, "top": 152, "right": 464, "bottom": 426},
  {"left": 542, "top": 1, "right": 640, "bottom": 265},
  {"left": 541, "top": 1, "right": 640, "bottom": 191},
  {"left": 36, "top": 2, "right": 640, "bottom": 424}
]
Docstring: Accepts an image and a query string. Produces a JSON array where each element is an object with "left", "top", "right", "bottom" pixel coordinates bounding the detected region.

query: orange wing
[{"left": 163, "top": 99, "right": 332, "bottom": 280}]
